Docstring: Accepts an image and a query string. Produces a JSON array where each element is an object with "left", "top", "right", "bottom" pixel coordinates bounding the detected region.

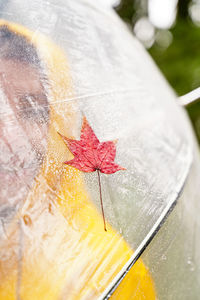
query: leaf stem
[
  {"left": 16, "top": 218, "right": 23, "bottom": 300},
  {"left": 97, "top": 170, "right": 107, "bottom": 232}
]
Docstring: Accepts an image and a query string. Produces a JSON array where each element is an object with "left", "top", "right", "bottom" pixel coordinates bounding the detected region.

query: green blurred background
[{"left": 115, "top": 0, "right": 200, "bottom": 142}]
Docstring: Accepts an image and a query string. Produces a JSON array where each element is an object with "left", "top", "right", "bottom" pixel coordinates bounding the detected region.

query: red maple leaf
[{"left": 58, "top": 117, "right": 125, "bottom": 231}]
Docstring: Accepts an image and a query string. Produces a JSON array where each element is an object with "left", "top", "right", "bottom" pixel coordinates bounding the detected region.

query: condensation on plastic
[
  {"left": 0, "top": 0, "right": 199, "bottom": 299},
  {"left": 134, "top": 145, "right": 200, "bottom": 300}
]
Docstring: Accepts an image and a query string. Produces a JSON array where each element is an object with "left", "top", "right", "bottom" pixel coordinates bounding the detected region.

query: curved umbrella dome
[
  {"left": 0, "top": 0, "right": 198, "bottom": 299},
  {"left": 0, "top": 19, "right": 155, "bottom": 300}
]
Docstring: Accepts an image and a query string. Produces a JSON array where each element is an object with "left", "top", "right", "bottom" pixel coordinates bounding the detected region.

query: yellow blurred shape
[{"left": 0, "top": 20, "right": 156, "bottom": 300}]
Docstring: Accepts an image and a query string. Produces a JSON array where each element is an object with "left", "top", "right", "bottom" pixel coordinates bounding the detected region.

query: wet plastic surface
[
  {"left": 0, "top": 1, "right": 199, "bottom": 299},
  {"left": 139, "top": 146, "right": 200, "bottom": 300}
]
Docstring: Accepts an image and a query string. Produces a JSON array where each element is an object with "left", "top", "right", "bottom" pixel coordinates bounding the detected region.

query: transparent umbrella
[{"left": 0, "top": 0, "right": 199, "bottom": 299}]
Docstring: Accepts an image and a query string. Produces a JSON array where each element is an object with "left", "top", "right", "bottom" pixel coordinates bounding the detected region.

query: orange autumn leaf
[
  {"left": 58, "top": 116, "right": 125, "bottom": 174},
  {"left": 58, "top": 116, "right": 125, "bottom": 230}
]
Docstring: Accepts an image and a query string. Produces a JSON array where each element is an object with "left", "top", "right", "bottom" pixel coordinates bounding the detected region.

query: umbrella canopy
[{"left": 0, "top": 0, "right": 199, "bottom": 299}]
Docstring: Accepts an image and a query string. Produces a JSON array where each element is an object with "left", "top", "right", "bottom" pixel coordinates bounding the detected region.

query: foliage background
[{"left": 115, "top": 0, "right": 200, "bottom": 142}]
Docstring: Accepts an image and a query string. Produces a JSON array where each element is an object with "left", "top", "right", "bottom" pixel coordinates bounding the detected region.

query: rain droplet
[{"left": 161, "top": 254, "right": 167, "bottom": 261}]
